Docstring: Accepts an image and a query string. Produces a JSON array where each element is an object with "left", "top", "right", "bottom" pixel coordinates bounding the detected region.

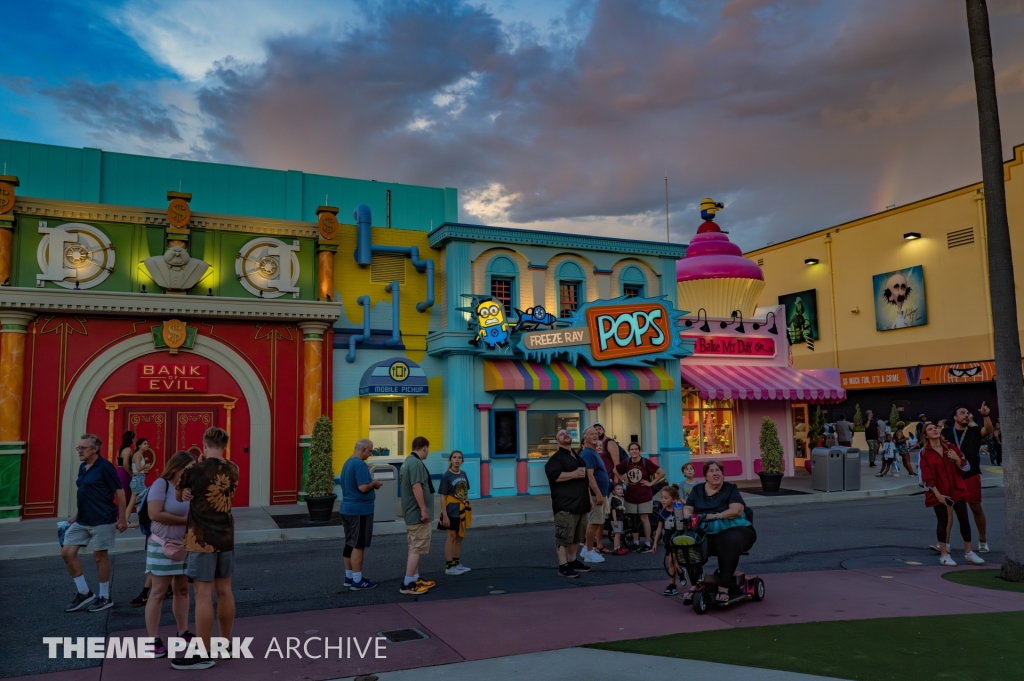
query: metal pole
[{"left": 664, "top": 175, "right": 670, "bottom": 243}]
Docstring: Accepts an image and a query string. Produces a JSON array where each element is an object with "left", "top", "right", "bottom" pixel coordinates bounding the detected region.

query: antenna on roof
[
  {"left": 664, "top": 175, "right": 670, "bottom": 243},
  {"left": 178, "top": 180, "right": 182, "bottom": 192}
]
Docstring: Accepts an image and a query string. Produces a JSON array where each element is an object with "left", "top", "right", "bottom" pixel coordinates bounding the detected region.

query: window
[
  {"left": 556, "top": 260, "right": 586, "bottom": 318},
  {"left": 526, "top": 411, "right": 581, "bottom": 459},
  {"left": 619, "top": 265, "right": 647, "bottom": 298},
  {"left": 369, "top": 399, "right": 405, "bottom": 457},
  {"left": 491, "top": 277, "right": 514, "bottom": 315},
  {"left": 682, "top": 392, "right": 735, "bottom": 456},
  {"left": 492, "top": 410, "right": 519, "bottom": 457}
]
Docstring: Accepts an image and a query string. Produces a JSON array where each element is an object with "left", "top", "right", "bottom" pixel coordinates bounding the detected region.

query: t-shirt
[
  {"left": 147, "top": 477, "right": 190, "bottom": 541},
  {"left": 438, "top": 469, "right": 470, "bottom": 516},
  {"left": 179, "top": 457, "right": 238, "bottom": 553},
  {"left": 544, "top": 447, "right": 590, "bottom": 515},
  {"left": 943, "top": 425, "right": 982, "bottom": 479},
  {"left": 614, "top": 456, "right": 660, "bottom": 504},
  {"left": 599, "top": 437, "right": 620, "bottom": 478},
  {"left": 609, "top": 495, "right": 624, "bottom": 522},
  {"left": 75, "top": 457, "right": 123, "bottom": 527},
  {"left": 685, "top": 482, "right": 745, "bottom": 515},
  {"left": 835, "top": 420, "right": 853, "bottom": 442},
  {"left": 340, "top": 456, "right": 375, "bottom": 516},
  {"left": 865, "top": 418, "right": 879, "bottom": 439},
  {"left": 656, "top": 506, "right": 677, "bottom": 542},
  {"left": 400, "top": 454, "right": 434, "bottom": 526},
  {"left": 681, "top": 480, "right": 697, "bottom": 499},
  {"left": 580, "top": 447, "right": 610, "bottom": 497}
]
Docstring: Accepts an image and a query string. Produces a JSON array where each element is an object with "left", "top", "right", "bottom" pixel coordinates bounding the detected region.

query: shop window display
[
  {"left": 369, "top": 399, "right": 405, "bottom": 457},
  {"left": 526, "top": 411, "right": 581, "bottom": 458},
  {"left": 682, "top": 392, "right": 735, "bottom": 456}
]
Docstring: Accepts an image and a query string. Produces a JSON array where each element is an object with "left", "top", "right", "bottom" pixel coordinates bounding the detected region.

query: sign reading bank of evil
[
  {"left": 359, "top": 358, "right": 429, "bottom": 396},
  {"left": 516, "top": 297, "right": 693, "bottom": 367},
  {"left": 138, "top": 364, "right": 208, "bottom": 392}
]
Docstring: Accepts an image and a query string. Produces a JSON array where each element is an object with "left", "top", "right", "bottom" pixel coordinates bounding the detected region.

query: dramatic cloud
[{"left": 41, "top": 79, "right": 183, "bottom": 143}]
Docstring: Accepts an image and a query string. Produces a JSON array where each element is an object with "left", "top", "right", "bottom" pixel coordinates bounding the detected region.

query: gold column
[
  {"left": 106, "top": 405, "right": 118, "bottom": 462},
  {"left": 0, "top": 174, "right": 19, "bottom": 286},
  {"left": 298, "top": 322, "right": 330, "bottom": 436},
  {"left": 0, "top": 312, "right": 35, "bottom": 443},
  {"left": 224, "top": 404, "right": 234, "bottom": 460},
  {"left": 315, "top": 205, "right": 340, "bottom": 301}
]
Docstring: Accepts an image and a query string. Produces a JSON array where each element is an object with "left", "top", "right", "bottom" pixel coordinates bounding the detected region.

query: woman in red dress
[{"left": 918, "top": 422, "right": 984, "bottom": 567}]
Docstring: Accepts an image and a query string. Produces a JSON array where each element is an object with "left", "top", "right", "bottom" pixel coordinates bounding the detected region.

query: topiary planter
[
  {"left": 306, "top": 494, "right": 337, "bottom": 523},
  {"left": 758, "top": 472, "right": 784, "bottom": 494}
]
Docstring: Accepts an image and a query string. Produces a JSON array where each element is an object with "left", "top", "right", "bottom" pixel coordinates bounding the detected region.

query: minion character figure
[
  {"left": 472, "top": 299, "right": 510, "bottom": 349},
  {"left": 700, "top": 197, "right": 724, "bottom": 222}
]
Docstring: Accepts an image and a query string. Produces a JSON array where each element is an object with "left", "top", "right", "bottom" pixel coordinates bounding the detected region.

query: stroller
[{"left": 671, "top": 509, "right": 764, "bottom": 615}]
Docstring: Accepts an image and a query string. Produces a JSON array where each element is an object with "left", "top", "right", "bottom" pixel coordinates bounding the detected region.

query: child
[
  {"left": 609, "top": 483, "right": 628, "bottom": 556},
  {"left": 652, "top": 485, "right": 684, "bottom": 596},
  {"left": 876, "top": 433, "right": 896, "bottom": 477},
  {"left": 439, "top": 450, "right": 472, "bottom": 575},
  {"left": 681, "top": 463, "right": 697, "bottom": 499}
]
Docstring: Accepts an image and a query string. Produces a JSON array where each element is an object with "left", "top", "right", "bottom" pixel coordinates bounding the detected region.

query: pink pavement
[{"left": 12, "top": 566, "right": 1024, "bottom": 681}]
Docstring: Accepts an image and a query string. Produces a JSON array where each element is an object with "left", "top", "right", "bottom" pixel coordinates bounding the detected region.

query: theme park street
[{"left": 2, "top": 489, "right": 1010, "bottom": 679}]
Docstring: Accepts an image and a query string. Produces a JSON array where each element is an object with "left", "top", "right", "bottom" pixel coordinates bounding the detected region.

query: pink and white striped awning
[{"left": 680, "top": 365, "right": 846, "bottom": 402}]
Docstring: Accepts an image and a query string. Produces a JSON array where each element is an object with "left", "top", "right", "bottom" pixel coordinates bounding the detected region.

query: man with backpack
[{"left": 615, "top": 441, "right": 664, "bottom": 554}]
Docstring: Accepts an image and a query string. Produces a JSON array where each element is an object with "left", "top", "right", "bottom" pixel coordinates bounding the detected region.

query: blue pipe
[
  {"left": 371, "top": 245, "right": 435, "bottom": 311},
  {"left": 384, "top": 281, "right": 401, "bottom": 346},
  {"left": 345, "top": 295, "right": 371, "bottom": 363},
  {"left": 354, "top": 204, "right": 372, "bottom": 266}
]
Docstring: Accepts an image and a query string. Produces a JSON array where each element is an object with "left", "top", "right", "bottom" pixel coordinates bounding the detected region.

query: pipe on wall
[
  {"left": 371, "top": 244, "right": 435, "bottom": 312},
  {"left": 354, "top": 204, "right": 373, "bottom": 266},
  {"left": 352, "top": 204, "right": 435, "bottom": 312},
  {"left": 384, "top": 281, "right": 401, "bottom": 346},
  {"left": 345, "top": 295, "right": 371, "bottom": 363}
]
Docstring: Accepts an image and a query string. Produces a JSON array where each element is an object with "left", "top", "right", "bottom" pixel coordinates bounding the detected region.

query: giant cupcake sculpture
[{"left": 676, "top": 198, "right": 765, "bottom": 318}]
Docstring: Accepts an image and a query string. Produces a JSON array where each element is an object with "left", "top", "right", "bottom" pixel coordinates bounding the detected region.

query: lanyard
[{"left": 953, "top": 427, "right": 968, "bottom": 449}]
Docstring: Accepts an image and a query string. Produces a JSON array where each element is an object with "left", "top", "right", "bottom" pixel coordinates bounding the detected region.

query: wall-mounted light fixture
[
  {"left": 752, "top": 311, "right": 778, "bottom": 334},
  {"left": 903, "top": 232, "right": 921, "bottom": 240},
  {"left": 720, "top": 311, "right": 746, "bottom": 333},
  {"left": 683, "top": 308, "right": 711, "bottom": 333},
  {"left": 804, "top": 258, "right": 819, "bottom": 265}
]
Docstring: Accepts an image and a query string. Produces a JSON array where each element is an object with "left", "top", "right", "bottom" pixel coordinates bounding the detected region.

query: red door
[
  {"left": 124, "top": 409, "right": 169, "bottom": 484},
  {"left": 175, "top": 409, "right": 217, "bottom": 459}
]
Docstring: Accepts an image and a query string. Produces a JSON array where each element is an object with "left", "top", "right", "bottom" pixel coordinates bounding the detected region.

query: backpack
[{"left": 136, "top": 479, "right": 159, "bottom": 537}]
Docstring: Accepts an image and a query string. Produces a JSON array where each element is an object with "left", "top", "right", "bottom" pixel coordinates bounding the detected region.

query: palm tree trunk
[{"left": 965, "top": 0, "right": 1024, "bottom": 581}]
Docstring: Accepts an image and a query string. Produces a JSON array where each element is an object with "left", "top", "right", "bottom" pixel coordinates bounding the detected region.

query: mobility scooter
[{"left": 671, "top": 510, "right": 764, "bottom": 614}]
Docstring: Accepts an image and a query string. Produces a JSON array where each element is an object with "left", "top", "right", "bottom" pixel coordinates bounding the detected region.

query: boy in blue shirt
[{"left": 339, "top": 439, "right": 381, "bottom": 590}]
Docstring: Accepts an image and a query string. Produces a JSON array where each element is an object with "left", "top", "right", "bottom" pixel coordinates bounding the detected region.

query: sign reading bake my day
[
  {"left": 682, "top": 335, "right": 777, "bottom": 358},
  {"left": 138, "top": 363, "right": 208, "bottom": 392}
]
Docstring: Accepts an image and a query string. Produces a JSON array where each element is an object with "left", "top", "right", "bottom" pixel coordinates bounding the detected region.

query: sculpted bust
[{"left": 144, "top": 245, "right": 210, "bottom": 292}]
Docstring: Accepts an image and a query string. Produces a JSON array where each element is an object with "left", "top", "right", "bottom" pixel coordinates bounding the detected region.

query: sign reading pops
[{"left": 138, "top": 363, "right": 208, "bottom": 392}]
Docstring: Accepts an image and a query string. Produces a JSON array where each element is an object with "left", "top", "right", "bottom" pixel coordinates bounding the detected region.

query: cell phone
[{"left": 945, "top": 497, "right": 955, "bottom": 507}]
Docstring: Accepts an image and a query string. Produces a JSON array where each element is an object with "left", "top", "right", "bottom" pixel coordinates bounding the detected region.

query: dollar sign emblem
[
  {"left": 166, "top": 325, "right": 183, "bottom": 344},
  {"left": 162, "top": 319, "right": 187, "bottom": 353},
  {"left": 0, "top": 183, "right": 12, "bottom": 214}
]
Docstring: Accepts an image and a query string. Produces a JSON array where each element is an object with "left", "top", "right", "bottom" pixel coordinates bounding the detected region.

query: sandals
[{"left": 714, "top": 590, "right": 731, "bottom": 603}]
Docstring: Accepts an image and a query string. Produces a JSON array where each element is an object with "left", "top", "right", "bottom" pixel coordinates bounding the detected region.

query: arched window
[
  {"left": 487, "top": 255, "right": 519, "bottom": 315},
  {"left": 556, "top": 260, "right": 586, "bottom": 317},
  {"left": 620, "top": 265, "right": 647, "bottom": 298}
]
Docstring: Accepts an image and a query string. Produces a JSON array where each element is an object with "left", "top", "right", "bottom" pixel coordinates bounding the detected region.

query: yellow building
[{"left": 745, "top": 143, "right": 1024, "bottom": 422}]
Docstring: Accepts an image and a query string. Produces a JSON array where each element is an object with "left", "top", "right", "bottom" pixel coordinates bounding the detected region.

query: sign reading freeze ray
[{"left": 520, "top": 327, "right": 590, "bottom": 351}]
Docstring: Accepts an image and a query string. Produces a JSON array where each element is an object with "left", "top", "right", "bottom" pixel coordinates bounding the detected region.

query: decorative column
[
  {"left": 662, "top": 359, "right": 684, "bottom": 454},
  {"left": 586, "top": 403, "right": 601, "bottom": 428},
  {"left": 646, "top": 403, "right": 661, "bottom": 466},
  {"left": 106, "top": 405, "right": 118, "bottom": 462},
  {"left": 298, "top": 322, "right": 330, "bottom": 500},
  {"left": 477, "top": 404, "right": 491, "bottom": 497},
  {"left": 0, "top": 174, "right": 18, "bottom": 286},
  {"left": 224, "top": 404, "right": 234, "bottom": 460},
  {"left": 315, "top": 206, "right": 340, "bottom": 301},
  {"left": 0, "top": 311, "right": 35, "bottom": 520},
  {"left": 515, "top": 403, "right": 529, "bottom": 495}
]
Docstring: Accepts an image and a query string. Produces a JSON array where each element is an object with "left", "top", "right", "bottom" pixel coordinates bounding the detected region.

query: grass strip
[{"left": 942, "top": 568, "right": 1024, "bottom": 593}]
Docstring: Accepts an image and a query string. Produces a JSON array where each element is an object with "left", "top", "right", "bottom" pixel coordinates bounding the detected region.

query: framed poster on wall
[
  {"left": 872, "top": 265, "right": 927, "bottom": 331},
  {"left": 778, "top": 289, "right": 819, "bottom": 343}
]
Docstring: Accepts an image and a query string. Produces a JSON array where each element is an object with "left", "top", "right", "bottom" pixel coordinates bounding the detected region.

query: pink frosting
[{"left": 677, "top": 222, "right": 764, "bottom": 282}]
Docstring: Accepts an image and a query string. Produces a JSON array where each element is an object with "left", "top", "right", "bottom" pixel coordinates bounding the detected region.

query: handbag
[{"left": 152, "top": 533, "right": 188, "bottom": 561}]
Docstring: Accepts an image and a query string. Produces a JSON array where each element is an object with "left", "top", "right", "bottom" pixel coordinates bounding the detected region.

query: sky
[{"left": 3, "top": 0, "right": 1024, "bottom": 251}]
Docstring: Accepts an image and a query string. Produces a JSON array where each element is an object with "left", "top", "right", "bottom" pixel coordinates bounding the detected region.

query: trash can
[
  {"left": 811, "top": 447, "right": 843, "bottom": 492},
  {"left": 843, "top": 448, "right": 862, "bottom": 491},
  {"left": 371, "top": 464, "right": 399, "bottom": 522}
]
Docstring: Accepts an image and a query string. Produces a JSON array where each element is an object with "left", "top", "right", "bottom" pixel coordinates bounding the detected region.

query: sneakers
[
  {"left": 939, "top": 554, "right": 957, "bottom": 566},
  {"left": 445, "top": 564, "right": 471, "bottom": 575},
  {"left": 414, "top": 578, "right": 437, "bottom": 590},
  {"left": 170, "top": 656, "right": 216, "bottom": 670},
  {"left": 153, "top": 638, "right": 168, "bottom": 658},
  {"left": 87, "top": 596, "right": 113, "bottom": 612},
  {"left": 964, "top": 551, "right": 985, "bottom": 565},
  {"left": 129, "top": 587, "right": 151, "bottom": 607},
  {"left": 65, "top": 591, "right": 96, "bottom": 613},
  {"left": 558, "top": 564, "right": 580, "bottom": 578},
  {"left": 178, "top": 631, "right": 195, "bottom": 643},
  {"left": 453, "top": 564, "right": 471, "bottom": 574},
  {"left": 929, "top": 543, "right": 950, "bottom": 553},
  {"left": 978, "top": 542, "right": 990, "bottom": 554},
  {"left": 612, "top": 547, "right": 629, "bottom": 556},
  {"left": 663, "top": 583, "right": 678, "bottom": 596},
  {"left": 581, "top": 548, "right": 605, "bottom": 563},
  {"left": 637, "top": 543, "right": 653, "bottom": 554},
  {"left": 350, "top": 579, "right": 377, "bottom": 590},
  {"left": 568, "top": 559, "right": 591, "bottom": 573},
  {"left": 399, "top": 582, "right": 429, "bottom": 595},
  {"left": 344, "top": 577, "right": 353, "bottom": 587}
]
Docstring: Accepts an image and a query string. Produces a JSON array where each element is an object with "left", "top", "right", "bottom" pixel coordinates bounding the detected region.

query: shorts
[
  {"left": 964, "top": 475, "right": 983, "bottom": 505},
  {"left": 406, "top": 522, "right": 432, "bottom": 555},
  {"left": 342, "top": 514, "right": 373, "bottom": 550},
  {"left": 624, "top": 500, "right": 654, "bottom": 515},
  {"left": 554, "top": 511, "right": 587, "bottom": 547},
  {"left": 63, "top": 522, "right": 116, "bottom": 551},
  {"left": 129, "top": 474, "right": 147, "bottom": 495},
  {"left": 186, "top": 551, "right": 235, "bottom": 581},
  {"left": 441, "top": 503, "right": 461, "bottom": 532},
  {"left": 588, "top": 503, "right": 606, "bottom": 526},
  {"left": 610, "top": 521, "right": 623, "bottom": 535},
  {"left": 146, "top": 538, "right": 186, "bottom": 576}
]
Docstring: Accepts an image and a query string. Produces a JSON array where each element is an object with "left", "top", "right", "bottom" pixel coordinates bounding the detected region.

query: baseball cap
[{"left": 593, "top": 422, "right": 604, "bottom": 428}]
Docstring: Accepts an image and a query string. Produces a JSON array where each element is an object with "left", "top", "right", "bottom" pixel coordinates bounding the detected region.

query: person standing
[
  {"left": 991, "top": 419, "right": 1002, "bottom": 467},
  {"left": 439, "top": 450, "right": 472, "bottom": 575},
  {"left": 915, "top": 414, "right": 928, "bottom": 447},
  {"left": 942, "top": 403, "right": 993, "bottom": 553},
  {"left": 61, "top": 434, "right": 128, "bottom": 612},
  {"left": 864, "top": 410, "right": 879, "bottom": 467},
  {"left": 579, "top": 426, "right": 610, "bottom": 564},
  {"left": 894, "top": 422, "right": 915, "bottom": 476},
  {"left": 340, "top": 439, "right": 381, "bottom": 590},
  {"left": 144, "top": 450, "right": 196, "bottom": 657},
  {"left": 174, "top": 427, "right": 238, "bottom": 670},
  {"left": 835, "top": 415, "right": 853, "bottom": 448},
  {"left": 594, "top": 423, "right": 622, "bottom": 482},
  {"left": 614, "top": 441, "right": 664, "bottom": 554},
  {"left": 919, "top": 422, "right": 985, "bottom": 566},
  {"left": 543, "top": 429, "right": 591, "bottom": 578},
  {"left": 399, "top": 437, "right": 438, "bottom": 595}
]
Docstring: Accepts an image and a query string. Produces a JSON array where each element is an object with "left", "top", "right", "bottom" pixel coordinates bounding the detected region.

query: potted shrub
[
  {"left": 305, "top": 415, "right": 337, "bottom": 523},
  {"left": 851, "top": 404, "right": 869, "bottom": 451},
  {"left": 808, "top": 406, "right": 826, "bottom": 448},
  {"left": 758, "top": 416, "right": 785, "bottom": 493}
]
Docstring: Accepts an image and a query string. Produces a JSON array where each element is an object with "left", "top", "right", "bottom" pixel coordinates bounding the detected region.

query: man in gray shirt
[{"left": 835, "top": 415, "right": 853, "bottom": 447}]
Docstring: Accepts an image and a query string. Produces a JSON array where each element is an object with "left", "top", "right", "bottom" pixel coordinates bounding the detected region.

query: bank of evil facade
[{"left": 0, "top": 140, "right": 843, "bottom": 519}]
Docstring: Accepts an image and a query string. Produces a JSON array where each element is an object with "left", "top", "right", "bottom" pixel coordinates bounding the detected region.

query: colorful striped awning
[
  {"left": 484, "top": 359, "right": 674, "bottom": 392},
  {"left": 680, "top": 364, "right": 845, "bottom": 402}
]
